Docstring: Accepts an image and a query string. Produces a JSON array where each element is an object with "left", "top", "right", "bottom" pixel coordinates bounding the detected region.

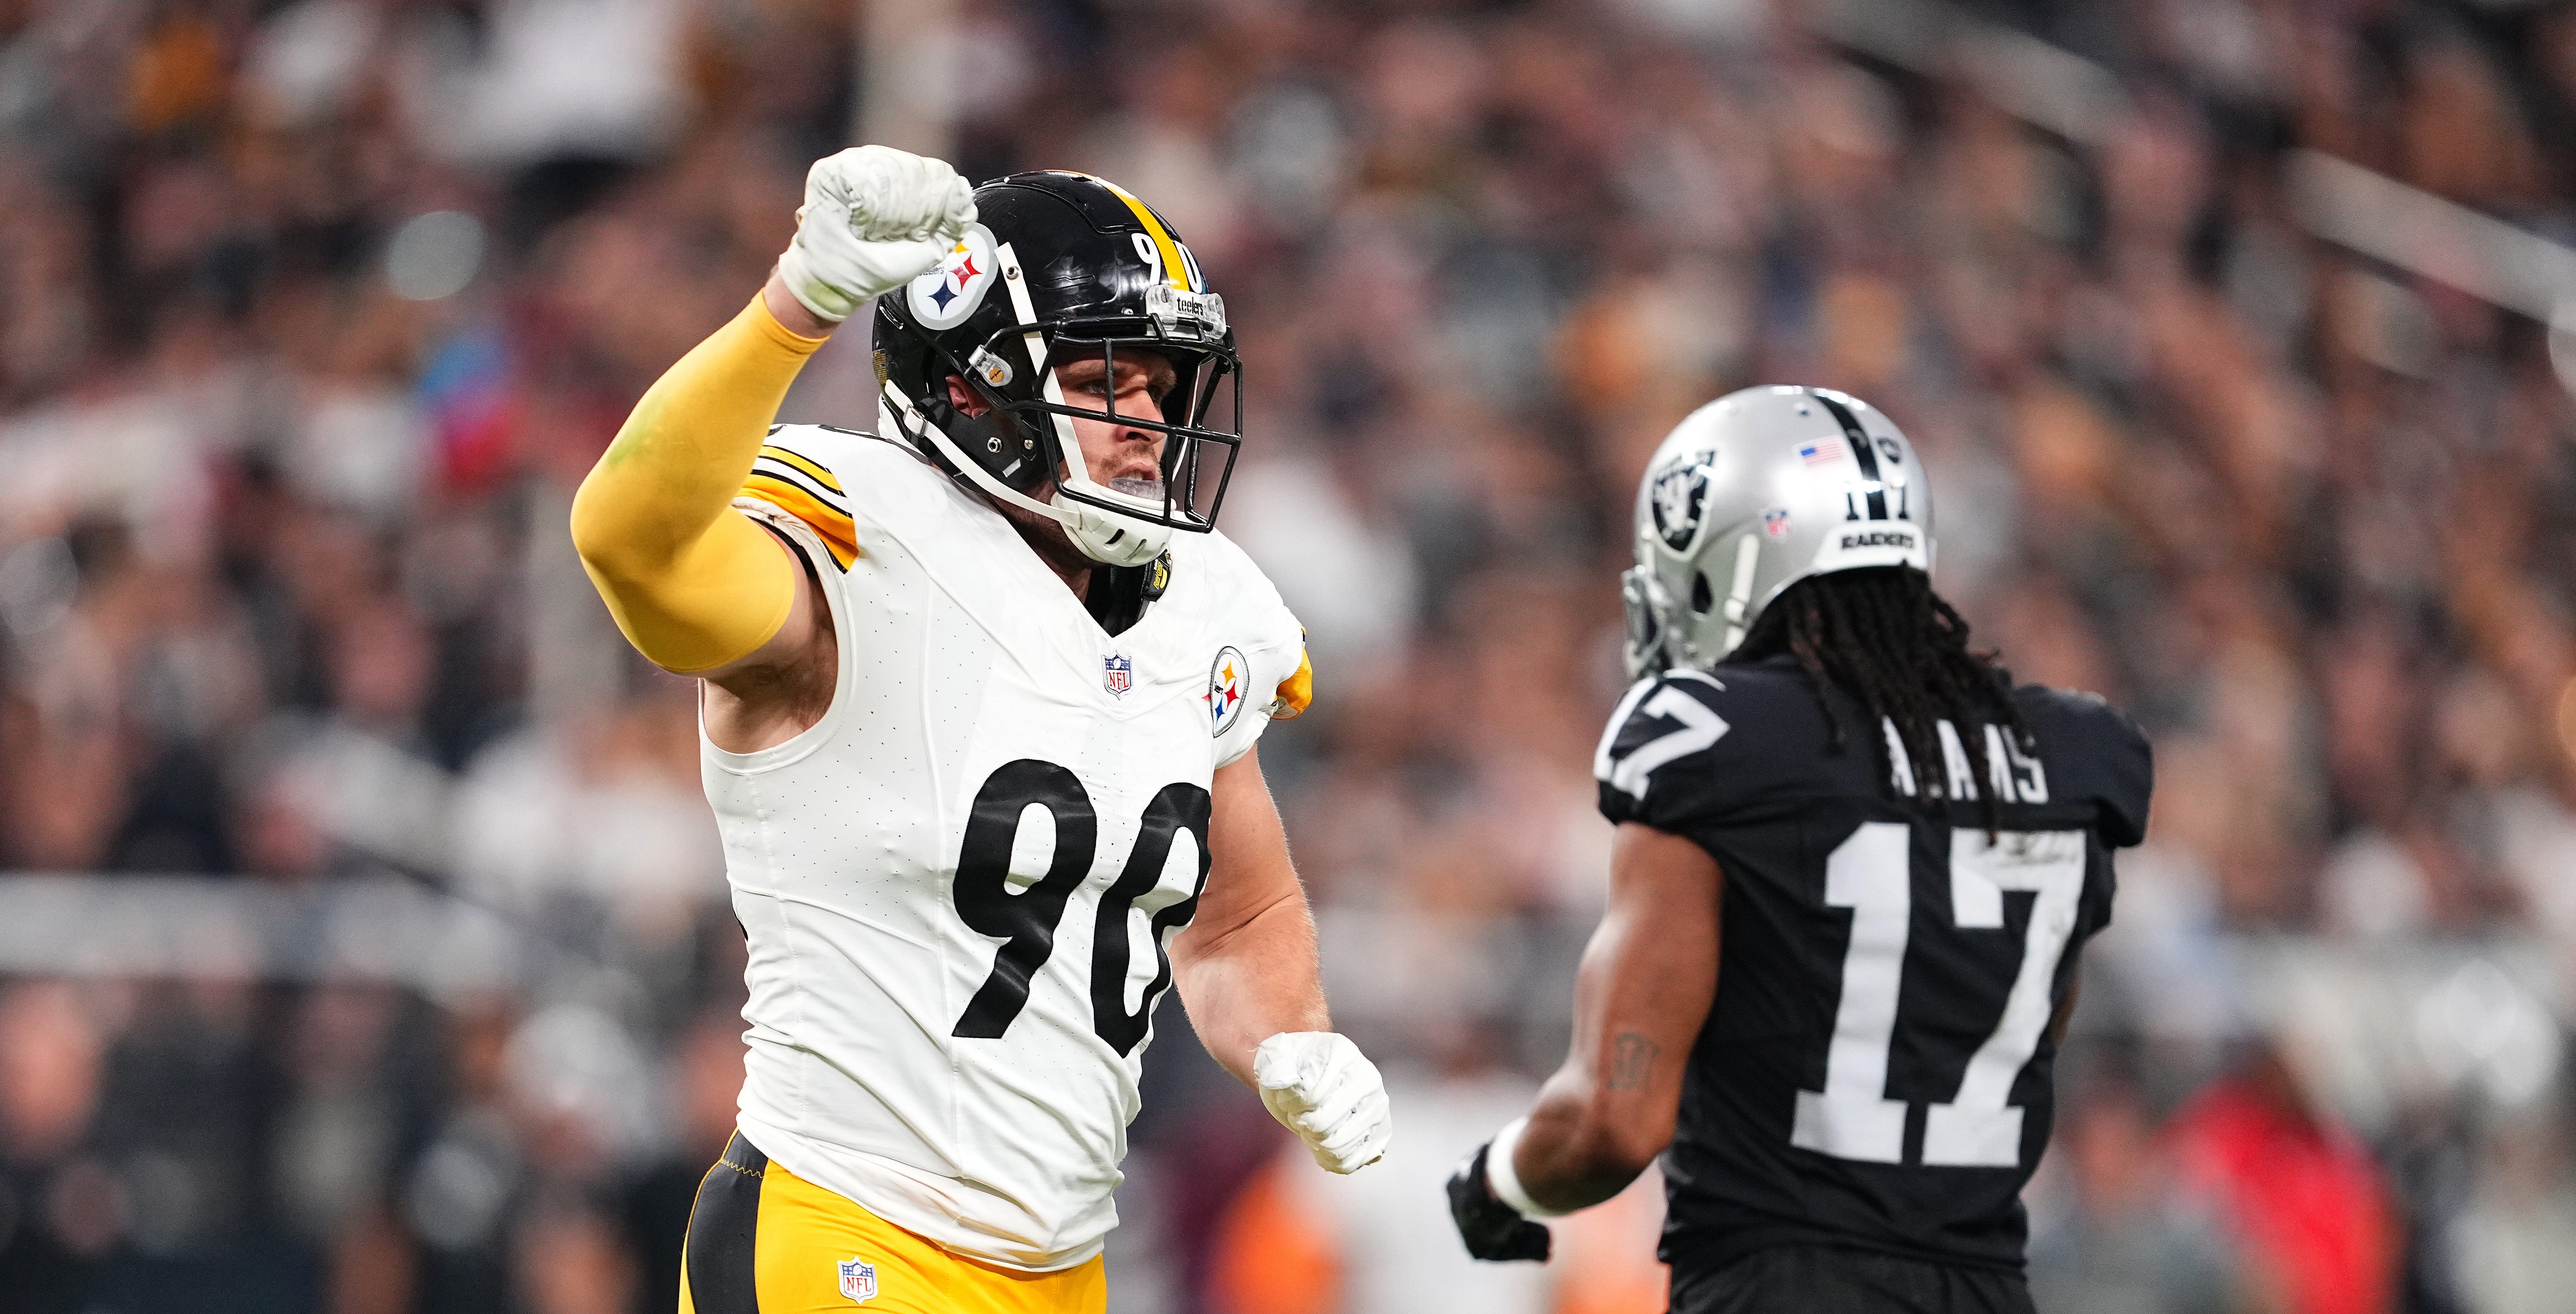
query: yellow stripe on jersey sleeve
[
  {"left": 740, "top": 473, "right": 858, "bottom": 570},
  {"left": 759, "top": 444, "right": 844, "bottom": 494},
  {"left": 1270, "top": 649, "right": 1312, "bottom": 719}
]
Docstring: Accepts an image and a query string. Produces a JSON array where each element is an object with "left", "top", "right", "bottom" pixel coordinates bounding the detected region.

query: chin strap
[
  {"left": 1000, "top": 241, "right": 1082, "bottom": 468},
  {"left": 882, "top": 377, "right": 1052, "bottom": 517},
  {"left": 880, "top": 375, "right": 1168, "bottom": 566}
]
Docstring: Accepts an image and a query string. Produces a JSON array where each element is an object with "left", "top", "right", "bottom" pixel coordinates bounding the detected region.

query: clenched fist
[
  {"left": 1446, "top": 1142, "right": 1551, "bottom": 1262},
  {"left": 775, "top": 145, "right": 976, "bottom": 323},
  {"left": 1254, "top": 1031, "right": 1392, "bottom": 1174}
]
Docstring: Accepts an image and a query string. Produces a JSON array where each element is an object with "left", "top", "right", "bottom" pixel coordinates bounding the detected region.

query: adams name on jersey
[
  {"left": 1593, "top": 655, "right": 2151, "bottom": 1277},
  {"left": 710, "top": 422, "right": 1309, "bottom": 1272}
]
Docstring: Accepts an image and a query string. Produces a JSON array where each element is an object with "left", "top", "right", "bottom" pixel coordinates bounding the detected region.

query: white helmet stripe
[
  {"left": 995, "top": 241, "right": 1085, "bottom": 468},
  {"left": 1719, "top": 531, "right": 1761, "bottom": 654}
]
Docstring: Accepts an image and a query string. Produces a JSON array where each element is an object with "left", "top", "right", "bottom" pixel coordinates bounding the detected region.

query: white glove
[
  {"left": 774, "top": 145, "right": 977, "bottom": 323},
  {"left": 1254, "top": 1031, "right": 1392, "bottom": 1174}
]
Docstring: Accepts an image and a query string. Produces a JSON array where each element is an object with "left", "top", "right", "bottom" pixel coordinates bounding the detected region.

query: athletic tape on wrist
[{"left": 1485, "top": 1116, "right": 1569, "bottom": 1219}]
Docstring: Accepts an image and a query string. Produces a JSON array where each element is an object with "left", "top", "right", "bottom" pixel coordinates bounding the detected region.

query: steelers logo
[
  {"left": 906, "top": 222, "right": 999, "bottom": 330},
  {"left": 1205, "top": 646, "right": 1252, "bottom": 737}
]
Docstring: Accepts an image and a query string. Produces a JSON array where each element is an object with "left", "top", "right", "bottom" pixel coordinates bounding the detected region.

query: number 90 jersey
[
  {"left": 709, "top": 426, "right": 1309, "bottom": 1273},
  {"left": 1593, "top": 656, "right": 2151, "bottom": 1278}
]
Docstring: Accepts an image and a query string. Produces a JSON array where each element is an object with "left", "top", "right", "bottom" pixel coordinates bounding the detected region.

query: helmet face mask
[
  {"left": 875, "top": 172, "right": 1243, "bottom": 566},
  {"left": 1623, "top": 385, "right": 1937, "bottom": 679},
  {"left": 963, "top": 324, "right": 1241, "bottom": 523}
]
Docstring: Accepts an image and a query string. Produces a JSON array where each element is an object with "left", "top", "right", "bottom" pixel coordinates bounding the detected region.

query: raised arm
[
  {"left": 568, "top": 146, "right": 972, "bottom": 679},
  {"left": 569, "top": 285, "right": 829, "bottom": 675}
]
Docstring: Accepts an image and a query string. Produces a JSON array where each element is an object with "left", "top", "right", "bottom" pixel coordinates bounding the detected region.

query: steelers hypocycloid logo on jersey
[
  {"left": 1207, "top": 646, "right": 1251, "bottom": 736},
  {"left": 906, "top": 221, "right": 999, "bottom": 330}
]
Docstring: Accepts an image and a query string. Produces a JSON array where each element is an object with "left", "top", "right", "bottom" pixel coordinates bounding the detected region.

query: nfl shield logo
[
  {"left": 1103, "top": 653, "right": 1134, "bottom": 696},
  {"left": 837, "top": 1256, "right": 877, "bottom": 1303}
]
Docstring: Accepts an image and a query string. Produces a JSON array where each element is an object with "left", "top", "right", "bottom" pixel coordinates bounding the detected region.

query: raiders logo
[{"left": 1649, "top": 454, "right": 1716, "bottom": 552}]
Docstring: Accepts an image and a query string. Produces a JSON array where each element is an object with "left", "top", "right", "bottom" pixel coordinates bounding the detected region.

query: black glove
[{"left": 1446, "top": 1142, "right": 1551, "bottom": 1262}]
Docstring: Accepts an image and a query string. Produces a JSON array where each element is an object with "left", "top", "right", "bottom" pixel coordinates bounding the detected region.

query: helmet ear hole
[{"left": 1691, "top": 572, "right": 1715, "bottom": 615}]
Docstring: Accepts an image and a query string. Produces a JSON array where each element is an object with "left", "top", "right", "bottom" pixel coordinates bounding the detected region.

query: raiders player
[
  {"left": 571, "top": 147, "right": 1391, "bottom": 1312},
  {"left": 1446, "top": 387, "right": 2150, "bottom": 1312}
]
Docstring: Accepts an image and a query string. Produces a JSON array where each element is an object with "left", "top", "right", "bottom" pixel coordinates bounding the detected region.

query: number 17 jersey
[{"left": 1593, "top": 655, "right": 2151, "bottom": 1277}]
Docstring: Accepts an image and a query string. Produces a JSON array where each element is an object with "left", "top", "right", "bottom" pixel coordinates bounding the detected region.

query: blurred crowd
[{"left": 2, "top": 0, "right": 2574, "bottom": 1311}]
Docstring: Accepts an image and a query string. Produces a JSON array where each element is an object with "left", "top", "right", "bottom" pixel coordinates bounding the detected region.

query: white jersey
[{"left": 707, "top": 424, "right": 1307, "bottom": 1272}]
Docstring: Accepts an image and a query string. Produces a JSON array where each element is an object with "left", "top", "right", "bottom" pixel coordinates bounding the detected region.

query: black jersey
[{"left": 1593, "top": 655, "right": 2152, "bottom": 1278}]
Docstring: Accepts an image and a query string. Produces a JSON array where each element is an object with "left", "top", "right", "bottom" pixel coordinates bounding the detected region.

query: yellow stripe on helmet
[{"left": 1075, "top": 174, "right": 1198, "bottom": 292}]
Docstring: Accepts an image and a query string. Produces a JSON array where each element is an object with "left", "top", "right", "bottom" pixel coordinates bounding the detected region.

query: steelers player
[
  {"left": 571, "top": 146, "right": 1392, "bottom": 1312},
  {"left": 1446, "top": 387, "right": 2151, "bottom": 1313}
]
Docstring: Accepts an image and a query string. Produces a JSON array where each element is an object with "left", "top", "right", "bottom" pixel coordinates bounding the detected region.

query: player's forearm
[
  {"left": 574, "top": 286, "right": 827, "bottom": 566},
  {"left": 1173, "top": 894, "right": 1330, "bottom": 1085},
  {"left": 1509, "top": 1070, "right": 1666, "bottom": 1212},
  {"left": 1495, "top": 824, "right": 1714, "bottom": 1214},
  {"left": 569, "top": 287, "right": 826, "bottom": 670}
]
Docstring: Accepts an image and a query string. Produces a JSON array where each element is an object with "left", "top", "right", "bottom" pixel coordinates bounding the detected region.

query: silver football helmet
[{"left": 1621, "top": 385, "right": 1934, "bottom": 677}]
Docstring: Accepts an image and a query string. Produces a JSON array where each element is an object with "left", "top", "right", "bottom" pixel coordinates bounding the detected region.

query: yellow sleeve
[
  {"left": 1271, "top": 647, "right": 1312, "bottom": 719},
  {"left": 569, "top": 294, "right": 827, "bottom": 674}
]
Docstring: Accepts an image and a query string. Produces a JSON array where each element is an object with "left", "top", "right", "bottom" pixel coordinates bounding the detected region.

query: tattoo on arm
[{"left": 1606, "top": 1032, "right": 1662, "bottom": 1090}]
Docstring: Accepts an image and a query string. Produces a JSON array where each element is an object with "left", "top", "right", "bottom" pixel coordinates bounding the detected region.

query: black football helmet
[{"left": 873, "top": 170, "right": 1239, "bottom": 566}]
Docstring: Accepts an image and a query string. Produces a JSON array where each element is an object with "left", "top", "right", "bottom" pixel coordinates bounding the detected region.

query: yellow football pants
[{"left": 679, "top": 1132, "right": 1108, "bottom": 1313}]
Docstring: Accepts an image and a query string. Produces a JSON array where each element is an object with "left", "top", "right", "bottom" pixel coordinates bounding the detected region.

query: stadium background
[{"left": 1, "top": 0, "right": 2573, "bottom": 1311}]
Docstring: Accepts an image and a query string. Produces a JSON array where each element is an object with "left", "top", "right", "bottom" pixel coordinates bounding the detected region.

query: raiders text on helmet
[
  {"left": 874, "top": 171, "right": 1239, "bottom": 567},
  {"left": 1621, "top": 385, "right": 1936, "bottom": 677}
]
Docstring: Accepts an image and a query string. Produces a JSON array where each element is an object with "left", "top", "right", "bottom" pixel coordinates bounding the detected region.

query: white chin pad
[{"left": 1057, "top": 496, "right": 1172, "bottom": 566}]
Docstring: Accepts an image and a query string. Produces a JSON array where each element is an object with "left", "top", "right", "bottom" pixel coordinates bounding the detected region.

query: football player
[
  {"left": 1446, "top": 387, "right": 2152, "bottom": 1313},
  {"left": 570, "top": 146, "right": 1392, "bottom": 1313}
]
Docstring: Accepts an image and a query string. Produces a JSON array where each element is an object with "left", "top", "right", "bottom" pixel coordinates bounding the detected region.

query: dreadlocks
[{"left": 1729, "top": 566, "right": 2029, "bottom": 826}]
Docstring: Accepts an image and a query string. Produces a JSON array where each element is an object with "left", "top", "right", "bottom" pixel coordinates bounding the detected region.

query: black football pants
[{"left": 1670, "top": 1245, "right": 2037, "bottom": 1314}]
